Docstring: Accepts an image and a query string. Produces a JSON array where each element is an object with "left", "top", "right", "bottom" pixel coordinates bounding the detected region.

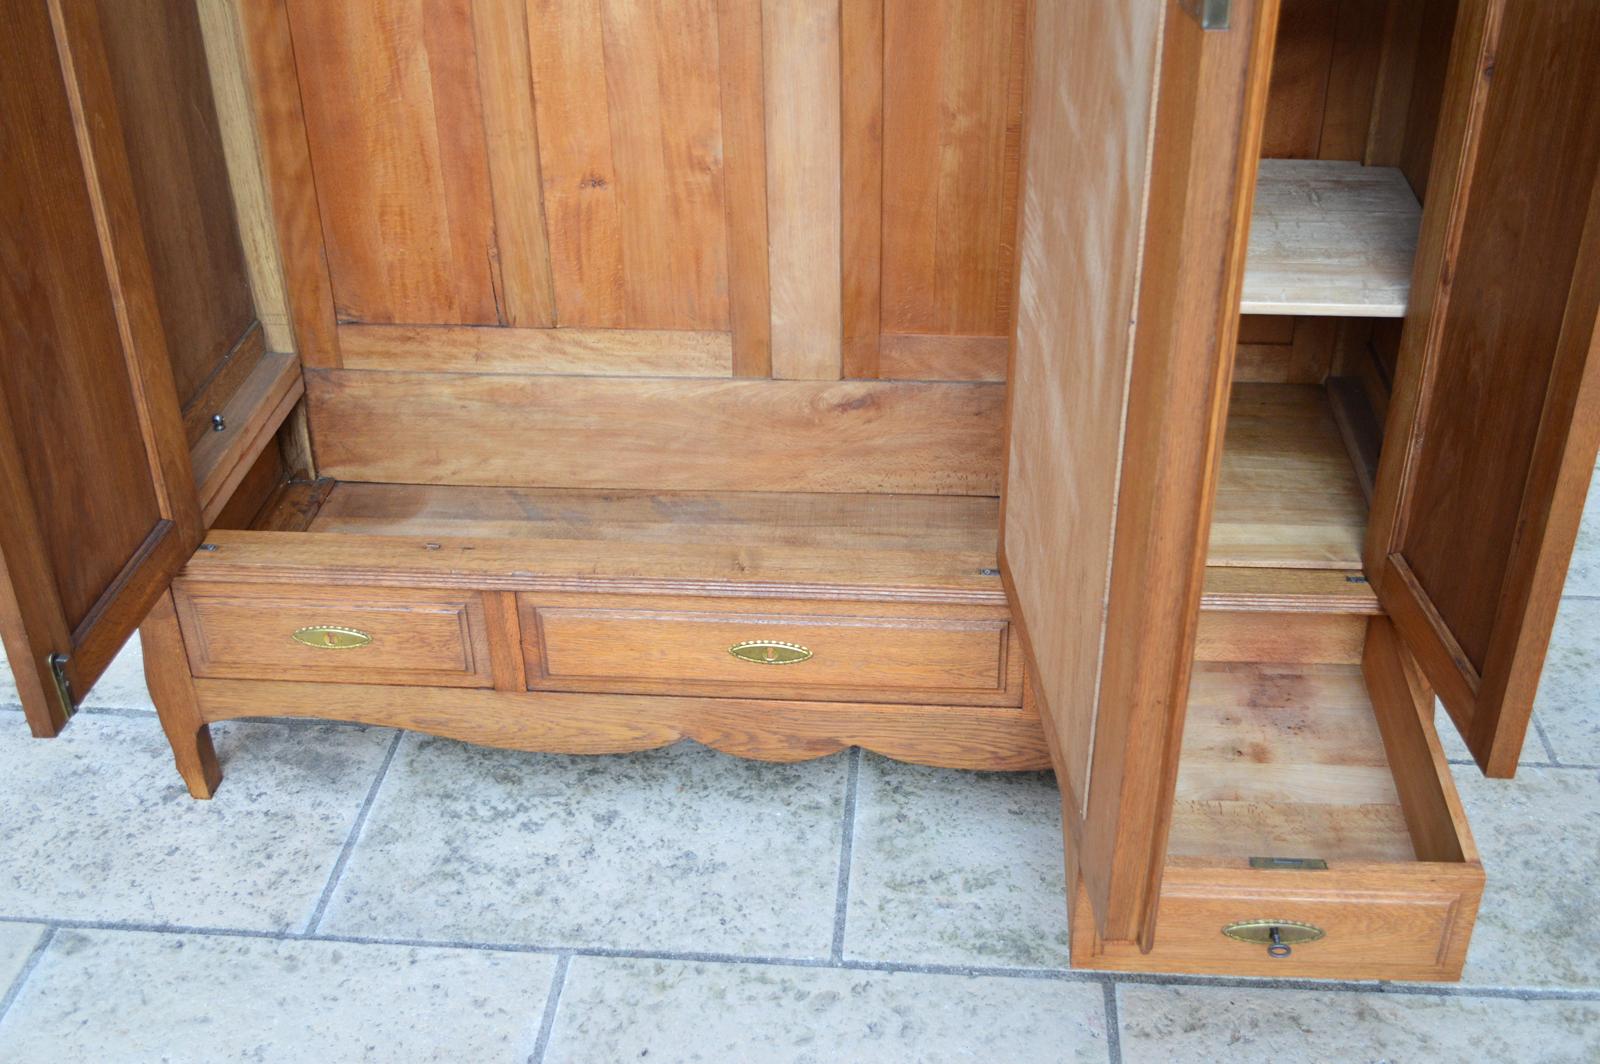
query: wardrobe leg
[{"left": 141, "top": 590, "right": 221, "bottom": 799}]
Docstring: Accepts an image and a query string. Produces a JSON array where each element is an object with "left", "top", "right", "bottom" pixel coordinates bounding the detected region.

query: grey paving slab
[
  {"left": 0, "top": 923, "right": 46, "bottom": 1001},
  {"left": 1560, "top": 465, "right": 1600, "bottom": 598},
  {"left": 79, "top": 634, "right": 155, "bottom": 713},
  {"left": 545, "top": 956, "right": 1109, "bottom": 1064},
  {"left": 844, "top": 754, "right": 1069, "bottom": 968},
  {"left": 1117, "top": 983, "right": 1600, "bottom": 1064},
  {"left": 0, "top": 713, "right": 393, "bottom": 931},
  {"left": 1530, "top": 597, "right": 1600, "bottom": 766},
  {"left": 0, "top": 928, "right": 555, "bottom": 1063},
  {"left": 1453, "top": 765, "right": 1600, "bottom": 989},
  {"left": 320, "top": 736, "right": 847, "bottom": 956}
]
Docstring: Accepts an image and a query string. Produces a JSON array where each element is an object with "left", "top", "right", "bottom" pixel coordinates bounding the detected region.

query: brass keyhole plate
[
  {"left": 1221, "top": 919, "right": 1325, "bottom": 947},
  {"left": 729, "top": 640, "right": 812, "bottom": 665},
  {"left": 292, "top": 625, "right": 374, "bottom": 650}
]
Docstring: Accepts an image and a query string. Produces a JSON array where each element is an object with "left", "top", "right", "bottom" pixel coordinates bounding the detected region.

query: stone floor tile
[
  {"left": 1117, "top": 984, "right": 1600, "bottom": 1064},
  {"left": 1452, "top": 766, "right": 1600, "bottom": 989},
  {"left": 79, "top": 634, "right": 154, "bottom": 713},
  {"left": 1529, "top": 598, "right": 1600, "bottom": 766},
  {"left": 320, "top": 737, "right": 846, "bottom": 956},
  {"left": 1560, "top": 465, "right": 1600, "bottom": 598},
  {"left": 844, "top": 754, "right": 1068, "bottom": 968},
  {"left": 546, "top": 956, "right": 1108, "bottom": 1064},
  {"left": 0, "top": 714, "right": 393, "bottom": 931},
  {"left": 0, "top": 928, "right": 554, "bottom": 1063},
  {"left": 0, "top": 923, "right": 46, "bottom": 998}
]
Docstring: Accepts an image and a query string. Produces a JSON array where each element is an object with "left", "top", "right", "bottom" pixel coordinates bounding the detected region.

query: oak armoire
[{"left": 2, "top": 0, "right": 1597, "bottom": 982}]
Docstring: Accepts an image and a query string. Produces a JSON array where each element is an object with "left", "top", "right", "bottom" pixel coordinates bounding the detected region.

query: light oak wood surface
[
  {"left": 337, "top": 324, "right": 733, "bottom": 378},
  {"left": 1209, "top": 383, "right": 1368, "bottom": 571},
  {"left": 1241, "top": 159, "right": 1421, "bottom": 317},
  {"left": 194, "top": 678, "right": 1051, "bottom": 772},
  {"left": 306, "top": 370, "right": 1004, "bottom": 496}
]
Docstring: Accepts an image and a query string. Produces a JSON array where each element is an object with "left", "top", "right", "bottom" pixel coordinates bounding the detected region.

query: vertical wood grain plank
[
  {"left": 471, "top": 0, "right": 556, "bottom": 327},
  {"left": 880, "top": 0, "right": 943, "bottom": 333},
  {"left": 936, "top": 0, "right": 1017, "bottom": 334},
  {"left": 598, "top": 0, "right": 728, "bottom": 330},
  {"left": 529, "top": 0, "right": 626, "bottom": 326},
  {"left": 764, "top": 0, "right": 843, "bottom": 379},
  {"left": 484, "top": 591, "right": 529, "bottom": 691},
  {"left": 719, "top": 0, "right": 773, "bottom": 376},
  {"left": 286, "top": 0, "right": 499, "bottom": 325},
  {"left": 237, "top": 0, "right": 340, "bottom": 365},
  {"left": 841, "top": 0, "right": 884, "bottom": 378},
  {"left": 196, "top": 0, "right": 294, "bottom": 354},
  {"left": 142, "top": 590, "right": 221, "bottom": 798}
]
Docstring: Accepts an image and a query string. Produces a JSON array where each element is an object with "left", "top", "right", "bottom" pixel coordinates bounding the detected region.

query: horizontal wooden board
[
  {"left": 306, "top": 370, "right": 1004, "bottom": 494},
  {"left": 1242, "top": 160, "right": 1421, "bottom": 317},
  {"left": 194, "top": 677, "right": 1051, "bottom": 771},
  {"left": 185, "top": 529, "right": 1005, "bottom": 605},
  {"left": 309, "top": 483, "right": 999, "bottom": 554},
  {"left": 877, "top": 334, "right": 1009, "bottom": 381},
  {"left": 337, "top": 324, "right": 732, "bottom": 377}
]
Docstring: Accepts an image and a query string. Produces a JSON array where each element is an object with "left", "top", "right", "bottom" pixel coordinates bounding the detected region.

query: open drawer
[{"left": 1071, "top": 610, "right": 1483, "bottom": 981}]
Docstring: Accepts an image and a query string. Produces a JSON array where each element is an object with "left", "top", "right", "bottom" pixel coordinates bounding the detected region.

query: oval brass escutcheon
[
  {"left": 729, "top": 640, "right": 812, "bottom": 665},
  {"left": 1222, "top": 919, "right": 1325, "bottom": 958},
  {"left": 292, "top": 625, "right": 374, "bottom": 650}
]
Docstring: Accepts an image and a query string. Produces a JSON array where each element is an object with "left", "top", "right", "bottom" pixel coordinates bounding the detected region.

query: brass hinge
[
  {"left": 1179, "top": 0, "right": 1230, "bottom": 30},
  {"left": 47, "top": 652, "right": 76, "bottom": 722}
]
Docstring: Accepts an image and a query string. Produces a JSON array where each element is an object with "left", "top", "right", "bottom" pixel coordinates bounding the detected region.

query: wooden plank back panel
[
  {"left": 95, "top": 0, "right": 256, "bottom": 407},
  {"left": 1001, "top": 0, "right": 1166, "bottom": 816},
  {"left": 530, "top": 0, "right": 731, "bottom": 332},
  {"left": 879, "top": 0, "right": 1026, "bottom": 342},
  {"left": 307, "top": 369, "right": 1003, "bottom": 495},
  {"left": 763, "top": 0, "right": 842, "bottom": 379},
  {"left": 285, "top": 0, "right": 499, "bottom": 325}
]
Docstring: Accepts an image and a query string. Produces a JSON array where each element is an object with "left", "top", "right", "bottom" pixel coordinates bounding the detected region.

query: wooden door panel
[
  {"left": 1001, "top": 0, "right": 1278, "bottom": 949},
  {"left": 1367, "top": 0, "right": 1600, "bottom": 777},
  {"left": 95, "top": 0, "right": 256, "bottom": 406},
  {"left": 285, "top": 0, "right": 500, "bottom": 326},
  {"left": 0, "top": 0, "right": 203, "bottom": 735}
]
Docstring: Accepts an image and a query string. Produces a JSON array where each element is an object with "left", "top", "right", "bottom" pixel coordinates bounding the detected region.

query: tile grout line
[
  {"left": 4, "top": 913, "right": 1599, "bottom": 1004},
  {"left": 1446, "top": 756, "right": 1600, "bottom": 771},
  {"left": 1102, "top": 981, "right": 1123, "bottom": 1064},
  {"left": 529, "top": 954, "right": 571, "bottom": 1063},
  {"left": 302, "top": 729, "right": 404, "bottom": 935},
  {"left": 1533, "top": 718, "right": 1561, "bottom": 764},
  {"left": 0, "top": 927, "right": 55, "bottom": 1028},
  {"left": 830, "top": 746, "right": 863, "bottom": 964}
]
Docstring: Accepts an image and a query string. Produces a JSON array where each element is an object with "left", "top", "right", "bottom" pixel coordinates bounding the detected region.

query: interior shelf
[
  {"left": 1241, "top": 159, "right": 1422, "bottom": 318},
  {"left": 1208, "top": 382, "right": 1369, "bottom": 571}
]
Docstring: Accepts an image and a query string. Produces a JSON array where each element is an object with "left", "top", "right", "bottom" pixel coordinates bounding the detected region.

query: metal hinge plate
[
  {"left": 47, "top": 652, "right": 76, "bottom": 722},
  {"left": 1179, "top": 0, "right": 1230, "bottom": 30}
]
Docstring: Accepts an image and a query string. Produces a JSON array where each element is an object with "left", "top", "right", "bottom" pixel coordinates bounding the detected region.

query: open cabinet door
[
  {"left": 1366, "top": 1, "right": 1600, "bottom": 779},
  {"left": 999, "top": 0, "right": 1278, "bottom": 951},
  {"left": 0, "top": 0, "right": 203, "bottom": 736}
]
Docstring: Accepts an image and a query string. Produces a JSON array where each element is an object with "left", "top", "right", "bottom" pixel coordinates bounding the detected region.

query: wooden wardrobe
[{"left": 2, "top": 0, "right": 1597, "bottom": 982}]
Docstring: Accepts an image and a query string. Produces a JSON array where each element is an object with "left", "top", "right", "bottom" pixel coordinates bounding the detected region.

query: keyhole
[
  {"left": 1267, "top": 926, "right": 1291, "bottom": 958},
  {"left": 764, "top": 646, "right": 777, "bottom": 662}
]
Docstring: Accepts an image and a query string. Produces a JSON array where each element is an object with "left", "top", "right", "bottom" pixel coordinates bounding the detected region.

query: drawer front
[
  {"left": 174, "top": 583, "right": 496, "bottom": 688},
  {"left": 521, "top": 599, "right": 1020, "bottom": 705},
  {"left": 1072, "top": 865, "right": 1483, "bottom": 982}
]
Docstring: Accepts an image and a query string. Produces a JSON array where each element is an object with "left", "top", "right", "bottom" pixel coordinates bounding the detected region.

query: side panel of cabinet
[
  {"left": 999, "top": 0, "right": 1280, "bottom": 948},
  {"left": 1367, "top": 1, "right": 1600, "bottom": 777},
  {"left": 0, "top": 0, "right": 202, "bottom": 734}
]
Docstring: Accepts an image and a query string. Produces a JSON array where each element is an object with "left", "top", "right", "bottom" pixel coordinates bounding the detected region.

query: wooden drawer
[
  {"left": 1071, "top": 611, "right": 1485, "bottom": 982},
  {"left": 173, "top": 582, "right": 496, "bottom": 688},
  {"left": 519, "top": 596, "right": 1022, "bottom": 706},
  {"left": 1071, "top": 861, "right": 1483, "bottom": 981}
]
